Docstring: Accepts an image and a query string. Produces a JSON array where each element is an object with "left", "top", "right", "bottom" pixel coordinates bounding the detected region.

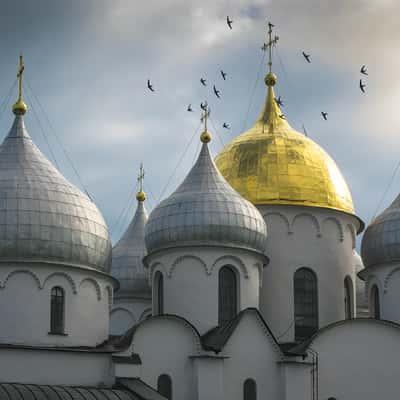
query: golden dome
[{"left": 215, "top": 75, "right": 357, "bottom": 218}]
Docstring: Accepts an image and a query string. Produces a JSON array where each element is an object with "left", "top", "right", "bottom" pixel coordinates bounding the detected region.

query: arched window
[
  {"left": 50, "top": 286, "right": 65, "bottom": 334},
  {"left": 371, "top": 285, "right": 380, "bottom": 319},
  {"left": 154, "top": 272, "right": 164, "bottom": 315},
  {"left": 157, "top": 374, "right": 172, "bottom": 400},
  {"left": 219, "top": 266, "right": 238, "bottom": 325},
  {"left": 294, "top": 268, "right": 318, "bottom": 341},
  {"left": 344, "top": 277, "right": 353, "bottom": 319},
  {"left": 243, "top": 378, "right": 257, "bottom": 400}
]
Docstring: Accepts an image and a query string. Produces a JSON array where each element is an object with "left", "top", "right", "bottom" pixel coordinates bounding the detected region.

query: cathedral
[{"left": 1, "top": 37, "right": 400, "bottom": 400}]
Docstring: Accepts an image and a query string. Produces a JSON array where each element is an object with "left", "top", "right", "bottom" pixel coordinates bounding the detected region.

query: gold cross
[
  {"left": 17, "top": 54, "right": 24, "bottom": 101},
  {"left": 262, "top": 22, "right": 279, "bottom": 73},
  {"left": 200, "top": 102, "right": 210, "bottom": 131},
  {"left": 137, "top": 163, "right": 145, "bottom": 192}
]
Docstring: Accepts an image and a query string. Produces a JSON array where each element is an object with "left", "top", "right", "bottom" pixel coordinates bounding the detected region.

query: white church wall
[
  {"left": 258, "top": 204, "right": 358, "bottom": 342},
  {"left": 309, "top": 319, "right": 400, "bottom": 400},
  {"left": 0, "top": 348, "right": 114, "bottom": 386},
  {"left": 110, "top": 299, "right": 151, "bottom": 335},
  {"left": 146, "top": 246, "right": 265, "bottom": 334},
  {"left": 0, "top": 263, "right": 115, "bottom": 347},
  {"left": 282, "top": 362, "right": 312, "bottom": 400},
  {"left": 126, "top": 316, "right": 200, "bottom": 400},
  {"left": 221, "top": 311, "right": 284, "bottom": 400},
  {"left": 192, "top": 356, "right": 225, "bottom": 400}
]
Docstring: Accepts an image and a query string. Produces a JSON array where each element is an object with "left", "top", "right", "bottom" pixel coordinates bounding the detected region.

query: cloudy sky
[{"left": 0, "top": 0, "right": 399, "bottom": 244}]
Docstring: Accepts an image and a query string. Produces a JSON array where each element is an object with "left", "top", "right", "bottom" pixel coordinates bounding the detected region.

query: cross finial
[
  {"left": 137, "top": 163, "right": 145, "bottom": 193},
  {"left": 263, "top": 22, "right": 279, "bottom": 74},
  {"left": 200, "top": 102, "right": 212, "bottom": 143},
  {"left": 12, "top": 53, "right": 27, "bottom": 115}
]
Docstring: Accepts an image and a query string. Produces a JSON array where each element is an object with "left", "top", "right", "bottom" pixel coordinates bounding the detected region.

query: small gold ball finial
[
  {"left": 12, "top": 100, "right": 28, "bottom": 115},
  {"left": 265, "top": 72, "right": 277, "bottom": 86},
  {"left": 136, "top": 190, "right": 146, "bottom": 202},
  {"left": 200, "top": 130, "right": 212, "bottom": 143}
]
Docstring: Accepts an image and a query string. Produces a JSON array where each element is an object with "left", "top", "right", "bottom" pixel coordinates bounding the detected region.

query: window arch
[
  {"left": 154, "top": 271, "right": 164, "bottom": 315},
  {"left": 219, "top": 266, "right": 238, "bottom": 325},
  {"left": 344, "top": 276, "right": 353, "bottom": 319},
  {"left": 157, "top": 374, "right": 172, "bottom": 400},
  {"left": 243, "top": 378, "right": 257, "bottom": 400},
  {"left": 371, "top": 284, "right": 380, "bottom": 319},
  {"left": 294, "top": 268, "right": 318, "bottom": 341},
  {"left": 50, "top": 286, "right": 65, "bottom": 334}
]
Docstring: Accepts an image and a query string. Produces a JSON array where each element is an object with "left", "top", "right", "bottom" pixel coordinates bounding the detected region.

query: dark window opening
[
  {"left": 50, "top": 286, "right": 65, "bottom": 334},
  {"left": 344, "top": 277, "right": 353, "bottom": 319},
  {"left": 243, "top": 378, "right": 257, "bottom": 400},
  {"left": 371, "top": 285, "right": 380, "bottom": 319},
  {"left": 157, "top": 374, "right": 172, "bottom": 400},
  {"left": 155, "top": 272, "right": 164, "bottom": 315},
  {"left": 219, "top": 266, "right": 238, "bottom": 325}
]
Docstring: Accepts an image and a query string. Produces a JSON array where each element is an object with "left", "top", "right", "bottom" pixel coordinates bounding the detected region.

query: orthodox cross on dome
[
  {"left": 136, "top": 163, "right": 146, "bottom": 202},
  {"left": 262, "top": 22, "right": 279, "bottom": 74},
  {"left": 200, "top": 101, "right": 212, "bottom": 143},
  {"left": 12, "top": 53, "right": 27, "bottom": 115}
]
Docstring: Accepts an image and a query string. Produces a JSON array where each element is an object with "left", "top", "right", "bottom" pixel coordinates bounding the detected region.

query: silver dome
[
  {"left": 112, "top": 199, "right": 151, "bottom": 299},
  {"left": 145, "top": 141, "right": 267, "bottom": 254},
  {"left": 0, "top": 116, "right": 112, "bottom": 271},
  {"left": 361, "top": 195, "right": 400, "bottom": 268}
]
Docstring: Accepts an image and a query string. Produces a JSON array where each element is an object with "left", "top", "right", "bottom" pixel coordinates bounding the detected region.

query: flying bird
[
  {"left": 200, "top": 102, "right": 207, "bottom": 111},
  {"left": 321, "top": 112, "right": 328, "bottom": 121},
  {"left": 360, "top": 65, "right": 368, "bottom": 75},
  {"left": 223, "top": 123, "right": 230, "bottom": 129},
  {"left": 279, "top": 114, "right": 285, "bottom": 119},
  {"left": 227, "top": 16, "right": 233, "bottom": 29},
  {"left": 302, "top": 124, "right": 308, "bottom": 137},
  {"left": 200, "top": 78, "right": 207, "bottom": 86},
  {"left": 147, "top": 79, "right": 154, "bottom": 92},
  {"left": 187, "top": 104, "right": 193, "bottom": 112},
  {"left": 275, "top": 96, "right": 284, "bottom": 107},
  {"left": 221, "top": 70, "right": 227, "bottom": 80},
  {"left": 213, "top": 85, "right": 221, "bottom": 99},
  {"left": 302, "top": 52, "right": 311, "bottom": 63},
  {"left": 359, "top": 79, "right": 366, "bottom": 93}
]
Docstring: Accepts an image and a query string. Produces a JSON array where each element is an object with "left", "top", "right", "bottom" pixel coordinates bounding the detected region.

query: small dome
[
  {"left": 361, "top": 195, "right": 400, "bottom": 268},
  {"left": 112, "top": 198, "right": 150, "bottom": 298},
  {"left": 0, "top": 116, "right": 111, "bottom": 271},
  {"left": 145, "top": 141, "right": 267, "bottom": 254}
]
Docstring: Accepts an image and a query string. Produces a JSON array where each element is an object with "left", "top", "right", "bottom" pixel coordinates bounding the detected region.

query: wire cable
[
  {"left": 24, "top": 78, "right": 93, "bottom": 201},
  {"left": 209, "top": 116, "right": 225, "bottom": 149},
  {"left": 111, "top": 184, "right": 137, "bottom": 237},
  {"left": 0, "top": 79, "right": 18, "bottom": 125},
  {"left": 157, "top": 122, "right": 202, "bottom": 203}
]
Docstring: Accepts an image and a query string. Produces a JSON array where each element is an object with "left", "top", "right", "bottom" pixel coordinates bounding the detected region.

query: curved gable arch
[
  {"left": 2, "top": 269, "right": 41, "bottom": 290},
  {"left": 211, "top": 255, "right": 248, "bottom": 278},
  {"left": 292, "top": 213, "right": 321, "bottom": 238},
  {"left": 323, "top": 217, "right": 344, "bottom": 242},
  {"left": 79, "top": 277, "right": 102, "bottom": 301},
  {"left": 43, "top": 272, "right": 77, "bottom": 294},
  {"left": 170, "top": 255, "right": 208, "bottom": 276}
]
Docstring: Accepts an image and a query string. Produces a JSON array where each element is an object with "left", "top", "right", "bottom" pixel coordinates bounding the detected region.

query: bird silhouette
[
  {"left": 223, "top": 123, "right": 230, "bottom": 129},
  {"left": 227, "top": 16, "right": 233, "bottom": 29},
  {"left": 187, "top": 104, "right": 193, "bottom": 112},
  {"left": 360, "top": 65, "right": 368, "bottom": 75},
  {"left": 359, "top": 79, "right": 366, "bottom": 93},
  {"left": 200, "top": 78, "right": 207, "bottom": 86},
  {"left": 200, "top": 102, "right": 207, "bottom": 111},
  {"left": 275, "top": 96, "right": 284, "bottom": 107},
  {"left": 302, "top": 124, "right": 308, "bottom": 137},
  {"left": 147, "top": 79, "right": 155, "bottom": 92},
  {"left": 221, "top": 70, "right": 227, "bottom": 80},
  {"left": 279, "top": 114, "right": 285, "bottom": 119},
  {"left": 213, "top": 85, "right": 221, "bottom": 99},
  {"left": 302, "top": 52, "right": 311, "bottom": 63},
  {"left": 321, "top": 112, "right": 328, "bottom": 120}
]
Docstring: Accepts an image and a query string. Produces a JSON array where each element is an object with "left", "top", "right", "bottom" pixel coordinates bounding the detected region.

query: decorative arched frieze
[
  {"left": 148, "top": 261, "right": 168, "bottom": 284},
  {"left": 346, "top": 224, "right": 357, "bottom": 249},
  {"left": 292, "top": 213, "right": 321, "bottom": 237},
  {"left": 365, "top": 274, "right": 382, "bottom": 296},
  {"left": 79, "top": 277, "right": 102, "bottom": 301},
  {"left": 211, "top": 255, "right": 249, "bottom": 278},
  {"left": 263, "top": 212, "right": 292, "bottom": 235},
  {"left": 384, "top": 267, "right": 400, "bottom": 293},
  {"left": 1, "top": 269, "right": 41, "bottom": 290},
  {"left": 170, "top": 255, "right": 208, "bottom": 276},
  {"left": 42, "top": 272, "right": 77, "bottom": 294},
  {"left": 322, "top": 217, "right": 344, "bottom": 242}
]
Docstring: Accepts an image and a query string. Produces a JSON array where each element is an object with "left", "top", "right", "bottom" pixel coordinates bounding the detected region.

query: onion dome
[
  {"left": 215, "top": 39, "right": 362, "bottom": 231},
  {"left": 111, "top": 189, "right": 151, "bottom": 299},
  {"left": 145, "top": 113, "right": 267, "bottom": 254},
  {"left": 0, "top": 57, "right": 111, "bottom": 271},
  {"left": 361, "top": 196, "right": 400, "bottom": 268}
]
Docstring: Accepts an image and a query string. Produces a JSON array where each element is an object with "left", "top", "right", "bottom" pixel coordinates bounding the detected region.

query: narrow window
[
  {"left": 371, "top": 285, "right": 380, "bottom": 319},
  {"left": 219, "top": 266, "right": 238, "bottom": 325},
  {"left": 154, "top": 272, "right": 164, "bottom": 315},
  {"left": 294, "top": 268, "right": 318, "bottom": 341},
  {"left": 243, "top": 378, "right": 257, "bottom": 400},
  {"left": 50, "top": 286, "right": 65, "bottom": 334},
  {"left": 344, "top": 277, "right": 353, "bottom": 319},
  {"left": 157, "top": 374, "right": 172, "bottom": 400}
]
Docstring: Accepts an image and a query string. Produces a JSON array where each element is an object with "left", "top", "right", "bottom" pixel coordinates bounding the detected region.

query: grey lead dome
[
  {"left": 145, "top": 142, "right": 267, "bottom": 254},
  {"left": 112, "top": 200, "right": 151, "bottom": 298},
  {"left": 0, "top": 115, "right": 112, "bottom": 271},
  {"left": 361, "top": 195, "right": 400, "bottom": 268}
]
